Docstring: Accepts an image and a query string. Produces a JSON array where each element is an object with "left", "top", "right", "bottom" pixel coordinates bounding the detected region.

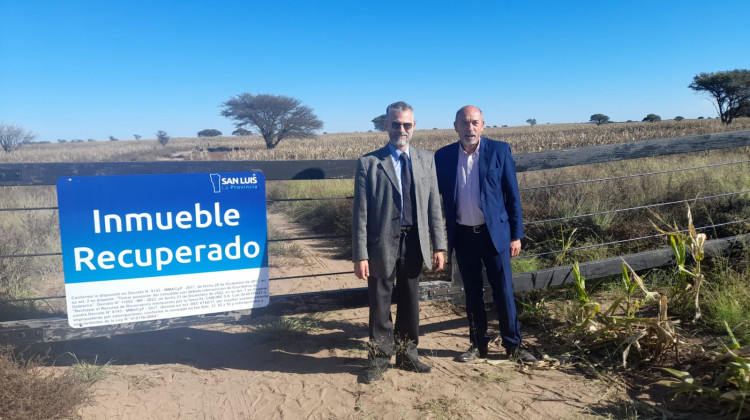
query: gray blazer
[{"left": 352, "top": 144, "right": 447, "bottom": 279}]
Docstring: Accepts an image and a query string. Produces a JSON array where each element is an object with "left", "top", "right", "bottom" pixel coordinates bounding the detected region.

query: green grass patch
[
  {"left": 65, "top": 353, "right": 113, "bottom": 383},
  {"left": 251, "top": 313, "right": 329, "bottom": 344}
]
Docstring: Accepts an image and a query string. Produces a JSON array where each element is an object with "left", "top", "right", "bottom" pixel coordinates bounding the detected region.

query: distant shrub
[
  {"left": 232, "top": 128, "right": 252, "bottom": 136},
  {"left": 197, "top": 129, "right": 222, "bottom": 137}
]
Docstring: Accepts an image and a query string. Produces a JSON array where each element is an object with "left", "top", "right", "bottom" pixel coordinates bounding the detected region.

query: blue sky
[{"left": 2, "top": 0, "right": 749, "bottom": 142}]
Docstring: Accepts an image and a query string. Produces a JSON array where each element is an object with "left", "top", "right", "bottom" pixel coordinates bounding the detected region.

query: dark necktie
[{"left": 400, "top": 153, "right": 414, "bottom": 226}]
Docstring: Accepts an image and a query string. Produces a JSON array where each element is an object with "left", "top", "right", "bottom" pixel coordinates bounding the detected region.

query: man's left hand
[
  {"left": 432, "top": 251, "right": 444, "bottom": 271},
  {"left": 510, "top": 239, "right": 521, "bottom": 258}
]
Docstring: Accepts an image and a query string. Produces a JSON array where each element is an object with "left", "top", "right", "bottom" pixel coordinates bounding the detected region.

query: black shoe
[
  {"left": 364, "top": 363, "right": 389, "bottom": 383},
  {"left": 457, "top": 345, "right": 488, "bottom": 362},
  {"left": 396, "top": 357, "right": 432, "bottom": 373},
  {"left": 507, "top": 347, "right": 538, "bottom": 363}
]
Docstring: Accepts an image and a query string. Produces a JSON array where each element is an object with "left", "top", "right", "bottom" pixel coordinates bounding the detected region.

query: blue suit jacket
[{"left": 434, "top": 137, "right": 524, "bottom": 256}]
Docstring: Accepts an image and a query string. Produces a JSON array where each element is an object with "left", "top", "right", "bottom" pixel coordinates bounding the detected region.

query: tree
[
  {"left": 156, "top": 130, "right": 170, "bottom": 147},
  {"left": 689, "top": 69, "right": 750, "bottom": 124},
  {"left": 0, "top": 123, "right": 36, "bottom": 153},
  {"left": 674, "top": 116, "right": 685, "bottom": 121},
  {"left": 133, "top": 134, "right": 141, "bottom": 140},
  {"left": 739, "top": 100, "right": 750, "bottom": 117},
  {"left": 589, "top": 114, "right": 610, "bottom": 125},
  {"left": 197, "top": 129, "right": 222, "bottom": 137},
  {"left": 371, "top": 114, "right": 387, "bottom": 131},
  {"left": 221, "top": 93, "right": 323, "bottom": 149},
  {"left": 642, "top": 114, "right": 661, "bottom": 122},
  {"left": 108, "top": 135, "right": 118, "bottom": 141},
  {"left": 232, "top": 128, "right": 252, "bottom": 136},
  {"left": 526, "top": 118, "right": 537, "bottom": 126}
]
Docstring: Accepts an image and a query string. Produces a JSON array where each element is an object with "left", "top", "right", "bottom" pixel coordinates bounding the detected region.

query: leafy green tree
[
  {"left": 526, "top": 118, "right": 537, "bottom": 126},
  {"left": 221, "top": 93, "right": 323, "bottom": 149},
  {"left": 674, "top": 116, "right": 685, "bottom": 121},
  {"left": 642, "top": 114, "right": 661, "bottom": 122},
  {"left": 156, "top": 130, "right": 170, "bottom": 147},
  {"left": 589, "top": 114, "right": 610, "bottom": 125},
  {"left": 689, "top": 69, "right": 750, "bottom": 124},
  {"left": 232, "top": 128, "right": 252, "bottom": 136},
  {"left": 197, "top": 129, "right": 222, "bottom": 137},
  {"left": 0, "top": 123, "right": 36, "bottom": 153},
  {"left": 371, "top": 114, "right": 387, "bottom": 131}
]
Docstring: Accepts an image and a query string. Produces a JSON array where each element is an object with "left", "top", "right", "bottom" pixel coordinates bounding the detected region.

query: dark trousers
[
  {"left": 367, "top": 227, "right": 423, "bottom": 366},
  {"left": 454, "top": 224, "right": 521, "bottom": 351}
]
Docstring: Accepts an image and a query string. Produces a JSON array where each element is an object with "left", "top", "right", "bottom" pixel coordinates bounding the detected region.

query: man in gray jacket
[{"left": 353, "top": 101, "right": 446, "bottom": 383}]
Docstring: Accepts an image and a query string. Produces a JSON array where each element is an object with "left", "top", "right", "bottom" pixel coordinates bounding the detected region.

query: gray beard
[
  {"left": 460, "top": 135, "right": 478, "bottom": 148},
  {"left": 389, "top": 133, "right": 411, "bottom": 148}
]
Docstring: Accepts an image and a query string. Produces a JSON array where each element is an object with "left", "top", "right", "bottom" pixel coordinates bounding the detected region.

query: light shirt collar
[{"left": 387, "top": 142, "right": 410, "bottom": 161}]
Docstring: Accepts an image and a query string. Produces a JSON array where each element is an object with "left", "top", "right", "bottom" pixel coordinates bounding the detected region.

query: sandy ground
[{"left": 37, "top": 212, "right": 628, "bottom": 419}]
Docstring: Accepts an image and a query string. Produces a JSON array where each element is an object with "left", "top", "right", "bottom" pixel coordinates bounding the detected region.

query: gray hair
[{"left": 385, "top": 101, "right": 413, "bottom": 120}]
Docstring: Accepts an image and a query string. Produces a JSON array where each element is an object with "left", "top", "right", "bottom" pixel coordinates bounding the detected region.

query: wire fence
[{"left": 1, "top": 147, "right": 749, "bottom": 306}]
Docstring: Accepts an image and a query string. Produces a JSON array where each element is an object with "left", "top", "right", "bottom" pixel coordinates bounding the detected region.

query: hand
[
  {"left": 354, "top": 260, "right": 369, "bottom": 280},
  {"left": 432, "top": 251, "right": 445, "bottom": 271},
  {"left": 510, "top": 239, "right": 521, "bottom": 258}
]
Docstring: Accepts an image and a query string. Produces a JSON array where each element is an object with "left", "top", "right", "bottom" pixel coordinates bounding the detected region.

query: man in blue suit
[{"left": 434, "top": 105, "right": 537, "bottom": 363}]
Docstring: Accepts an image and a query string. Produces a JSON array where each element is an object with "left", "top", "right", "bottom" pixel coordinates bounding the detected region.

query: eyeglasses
[{"left": 391, "top": 122, "right": 414, "bottom": 130}]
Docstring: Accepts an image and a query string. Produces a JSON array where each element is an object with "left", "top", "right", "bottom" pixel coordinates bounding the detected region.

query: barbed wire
[
  {"left": 3, "top": 160, "right": 747, "bottom": 212},
  {"left": 518, "top": 218, "right": 750, "bottom": 259},
  {"left": 2, "top": 221, "right": 747, "bottom": 305},
  {"left": 519, "top": 159, "right": 750, "bottom": 192},
  {"left": 525, "top": 190, "right": 750, "bottom": 226},
  {"left": 1, "top": 159, "right": 748, "bottom": 305}
]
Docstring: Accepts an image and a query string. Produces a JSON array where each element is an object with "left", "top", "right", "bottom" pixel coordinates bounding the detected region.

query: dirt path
[{"left": 40, "top": 212, "right": 627, "bottom": 419}]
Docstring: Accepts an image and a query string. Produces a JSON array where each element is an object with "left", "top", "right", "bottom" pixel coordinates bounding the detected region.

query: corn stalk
[{"left": 651, "top": 205, "right": 707, "bottom": 322}]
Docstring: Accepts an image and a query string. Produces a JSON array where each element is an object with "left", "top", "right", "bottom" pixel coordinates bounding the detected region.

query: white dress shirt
[{"left": 455, "top": 140, "right": 485, "bottom": 226}]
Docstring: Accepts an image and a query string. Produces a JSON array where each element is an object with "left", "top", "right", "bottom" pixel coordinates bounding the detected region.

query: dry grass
[
  {"left": 0, "top": 345, "right": 91, "bottom": 420},
  {"left": 2, "top": 118, "right": 749, "bottom": 163}
]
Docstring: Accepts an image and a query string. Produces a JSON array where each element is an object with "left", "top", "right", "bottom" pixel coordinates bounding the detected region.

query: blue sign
[{"left": 57, "top": 172, "right": 269, "bottom": 328}]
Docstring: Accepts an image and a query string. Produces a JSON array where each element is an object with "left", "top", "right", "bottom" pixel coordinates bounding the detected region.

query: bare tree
[
  {"left": 156, "top": 130, "right": 170, "bottom": 147},
  {"left": 0, "top": 123, "right": 36, "bottom": 153},
  {"left": 221, "top": 93, "right": 323, "bottom": 149}
]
